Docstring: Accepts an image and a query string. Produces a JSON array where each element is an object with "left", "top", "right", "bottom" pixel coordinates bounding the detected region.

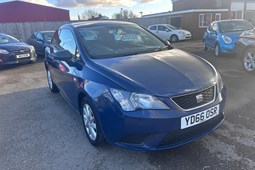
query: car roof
[
  {"left": 61, "top": 21, "right": 136, "bottom": 29},
  {"left": 0, "top": 32, "right": 16, "bottom": 38},
  {"left": 214, "top": 19, "right": 247, "bottom": 23},
  {"left": 34, "top": 31, "right": 55, "bottom": 34},
  {"left": 0, "top": 32, "right": 9, "bottom": 36}
]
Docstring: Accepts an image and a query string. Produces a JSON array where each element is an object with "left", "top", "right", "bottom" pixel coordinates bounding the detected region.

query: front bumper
[
  {"left": 236, "top": 41, "right": 247, "bottom": 58},
  {"left": 179, "top": 34, "right": 192, "bottom": 41},
  {"left": 95, "top": 86, "right": 226, "bottom": 151},
  {"left": 0, "top": 52, "right": 37, "bottom": 65},
  {"left": 219, "top": 42, "right": 237, "bottom": 54}
]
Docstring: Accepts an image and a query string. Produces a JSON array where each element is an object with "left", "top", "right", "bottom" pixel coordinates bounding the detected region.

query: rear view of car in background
[
  {"left": 27, "top": 31, "right": 54, "bottom": 56},
  {"left": 148, "top": 24, "right": 192, "bottom": 43},
  {"left": 0, "top": 33, "right": 37, "bottom": 65},
  {"left": 236, "top": 28, "right": 255, "bottom": 73},
  {"left": 203, "top": 19, "right": 253, "bottom": 57}
]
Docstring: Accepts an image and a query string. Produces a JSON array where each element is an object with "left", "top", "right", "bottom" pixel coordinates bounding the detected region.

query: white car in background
[{"left": 148, "top": 24, "right": 192, "bottom": 43}]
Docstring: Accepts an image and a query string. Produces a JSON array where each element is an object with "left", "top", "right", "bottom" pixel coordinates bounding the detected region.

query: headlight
[
  {"left": 222, "top": 35, "right": 232, "bottom": 44},
  {"left": 110, "top": 88, "right": 170, "bottom": 111},
  {"left": 28, "top": 46, "right": 35, "bottom": 53},
  {"left": 0, "top": 49, "right": 9, "bottom": 54}
]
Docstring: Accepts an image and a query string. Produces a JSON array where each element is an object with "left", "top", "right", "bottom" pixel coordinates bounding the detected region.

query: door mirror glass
[
  {"left": 54, "top": 50, "right": 72, "bottom": 61},
  {"left": 163, "top": 39, "right": 173, "bottom": 49}
]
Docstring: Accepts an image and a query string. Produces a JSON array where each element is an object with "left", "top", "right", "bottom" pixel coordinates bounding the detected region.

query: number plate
[
  {"left": 16, "top": 53, "right": 30, "bottom": 59},
  {"left": 181, "top": 105, "right": 220, "bottom": 129}
]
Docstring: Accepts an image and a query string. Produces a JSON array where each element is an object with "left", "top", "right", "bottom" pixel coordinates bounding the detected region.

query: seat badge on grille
[{"left": 196, "top": 94, "right": 203, "bottom": 103}]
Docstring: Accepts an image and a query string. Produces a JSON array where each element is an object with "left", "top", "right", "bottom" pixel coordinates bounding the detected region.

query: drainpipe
[{"left": 243, "top": 1, "right": 247, "bottom": 20}]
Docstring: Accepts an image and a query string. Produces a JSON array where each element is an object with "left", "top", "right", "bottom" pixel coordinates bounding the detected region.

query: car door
[
  {"left": 49, "top": 28, "right": 83, "bottom": 105},
  {"left": 206, "top": 23, "right": 218, "bottom": 48},
  {"left": 157, "top": 25, "right": 171, "bottom": 40},
  {"left": 34, "top": 33, "right": 45, "bottom": 54}
]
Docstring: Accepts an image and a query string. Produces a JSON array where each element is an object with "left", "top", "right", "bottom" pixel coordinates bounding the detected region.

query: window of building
[
  {"left": 199, "top": 14, "right": 212, "bottom": 28},
  {"left": 215, "top": 13, "right": 221, "bottom": 21},
  {"left": 232, "top": 11, "right": 243, "bottom": 19}
]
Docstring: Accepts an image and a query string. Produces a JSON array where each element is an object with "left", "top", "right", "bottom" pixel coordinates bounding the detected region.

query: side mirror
[
  {"left": 165, "top": 29, "right": 171, "bottom": 32},
  {"left": 53, "top": 50, "right": 72, "bottom": 61},
  {"left": 163, "top": 40, "right": 174, "bottom": 49}
]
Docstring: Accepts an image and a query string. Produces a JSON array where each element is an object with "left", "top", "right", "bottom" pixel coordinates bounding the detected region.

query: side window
[
  {"left": 36, "top": 33, "right": 44, "bottom": 40},
  {"left": 212, "top": 23, "right": 218, "bottom": 32},
  {"left": 158, "top": 25, "right": 167, "bottom": 31},
  {"left": 208, "top": 23, "right": 213, "bottom": 32},
  {"left": 59, "top": 29, "right": 79, "bottom": 57},
  {"left": 52, "top": 29, "right": 80, "bottom": 59},
  {"left": 149, "top": 26, "right": 157, "bottom": 31}
]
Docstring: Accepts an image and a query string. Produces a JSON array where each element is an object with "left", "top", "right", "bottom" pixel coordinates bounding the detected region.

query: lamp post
[{"left": 140, "top": 11, "right": 143, "bottom": 18}]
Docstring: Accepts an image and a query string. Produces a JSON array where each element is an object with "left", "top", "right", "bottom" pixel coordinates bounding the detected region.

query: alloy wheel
[
  {"left": 83, "top": 103, "right": 97, "bottom": 141},
  {"left": 244, "top": 51, "right": 255, "bottom": 72},
  {"left": 171, "top": 35, "right": 178, "bottom": 43}
]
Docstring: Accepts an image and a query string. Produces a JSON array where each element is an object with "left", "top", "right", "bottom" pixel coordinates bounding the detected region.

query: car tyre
[
  {"left": 47, "top": 70, "right": 58, "bottom": 93},
  {"left": 81, "top": 98, "right": 104, "bottom": 146},
  {"left": 243, "top": 48, "right": 255, "bottom": 73},
  {"left": 170, "top": 35, "right": 179, "bottom": 43},
  {"left": 203, "top": 41, "right": 208, "bottom": 51},
  {"left": 215, "top": 44, "right": 221, "bottom": 57}
]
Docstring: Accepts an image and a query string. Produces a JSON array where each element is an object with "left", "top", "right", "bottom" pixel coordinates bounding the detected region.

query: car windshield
[
  {"left": 78, "top": 24, "right": 169, "bottom": 59},
  {"left": 219, "top": 20, "right": 253, "bottom": 33},
  {"left": 42, "top": 32, "right": 54, "bottom": 42},
  {"left": 166, "top": 24, "right": 178, "bottom": 30},
  {"left": 0, "top": 34, "right": 20, "bottom": 44}
]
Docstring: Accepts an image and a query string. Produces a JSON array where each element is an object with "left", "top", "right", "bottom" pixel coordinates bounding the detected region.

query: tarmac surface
[{"left": 0, "top": 40, "right": 254, "bottom": 170}]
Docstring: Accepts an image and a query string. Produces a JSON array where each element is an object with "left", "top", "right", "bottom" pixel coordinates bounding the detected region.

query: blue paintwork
[
  {"left": 203, "top": 20, "right": 253, "bottom": 55},
  {"left": 44, "top": 21, "right": 226, "bottom": 150}
]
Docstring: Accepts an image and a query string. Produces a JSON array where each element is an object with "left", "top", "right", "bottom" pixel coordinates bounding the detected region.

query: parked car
[
  {"left": 45, "top": 21, "right": 226, "bottom": 151},
  {"left": 27, "top": 31, "right": 54, "bottom": 56},
  {"left": 148, "top": 24, "right": 192, "bottom": 43},
  {"left": 0, "top": 33, "right": 37, "bottom": 65},
  {"left": 236, "top": 28, "right": 255, "bottom": 72},
  {"left": 203, "top": 19, "right": 253, "bottom": 57}
]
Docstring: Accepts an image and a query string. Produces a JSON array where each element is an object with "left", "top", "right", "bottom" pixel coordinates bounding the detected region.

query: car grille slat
[
  {"left": 158, "top": 113, "right": 223, "bottom": 147},
  {"left": 171, "top": 86, "right": 215, "bottom": 110},
  {"left": 13, "top": 49, "right": 30, "bottom": 55}
]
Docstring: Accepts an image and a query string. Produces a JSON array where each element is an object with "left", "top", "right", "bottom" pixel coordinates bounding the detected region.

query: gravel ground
[{"left": 0, "top": 41, "right": 254, "bottom": 170}]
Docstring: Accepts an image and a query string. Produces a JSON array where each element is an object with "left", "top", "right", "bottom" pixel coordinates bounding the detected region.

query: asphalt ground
[{"left": 0, "top": 41, "right": 254, "bottom": 170}]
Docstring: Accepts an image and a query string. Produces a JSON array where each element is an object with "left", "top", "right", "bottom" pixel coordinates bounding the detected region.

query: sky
[{"left": 0, "top": 0, "right": 173, "bottom": 20}]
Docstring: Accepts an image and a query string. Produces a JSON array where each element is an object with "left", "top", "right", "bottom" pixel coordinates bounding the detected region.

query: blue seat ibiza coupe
[
  {"left": 203, "top": 19, "right": 253, "bottom": 57},
  {"left": 45, "top": 21, "right": 226, "bottom": 151}
]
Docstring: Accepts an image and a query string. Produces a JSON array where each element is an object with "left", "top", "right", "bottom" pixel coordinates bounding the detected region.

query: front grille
[
  {"left": 119, "top": 134, "right": 149, "bottom": 145},
  {"left": 172, "top": 86, "right": 215, "bottom": 110},
  {"left": 158, "top": 113, "right": 223, "bottom": 147},
  {"left": 13, "top": 49, "right": 30, "bottom": 55}
]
